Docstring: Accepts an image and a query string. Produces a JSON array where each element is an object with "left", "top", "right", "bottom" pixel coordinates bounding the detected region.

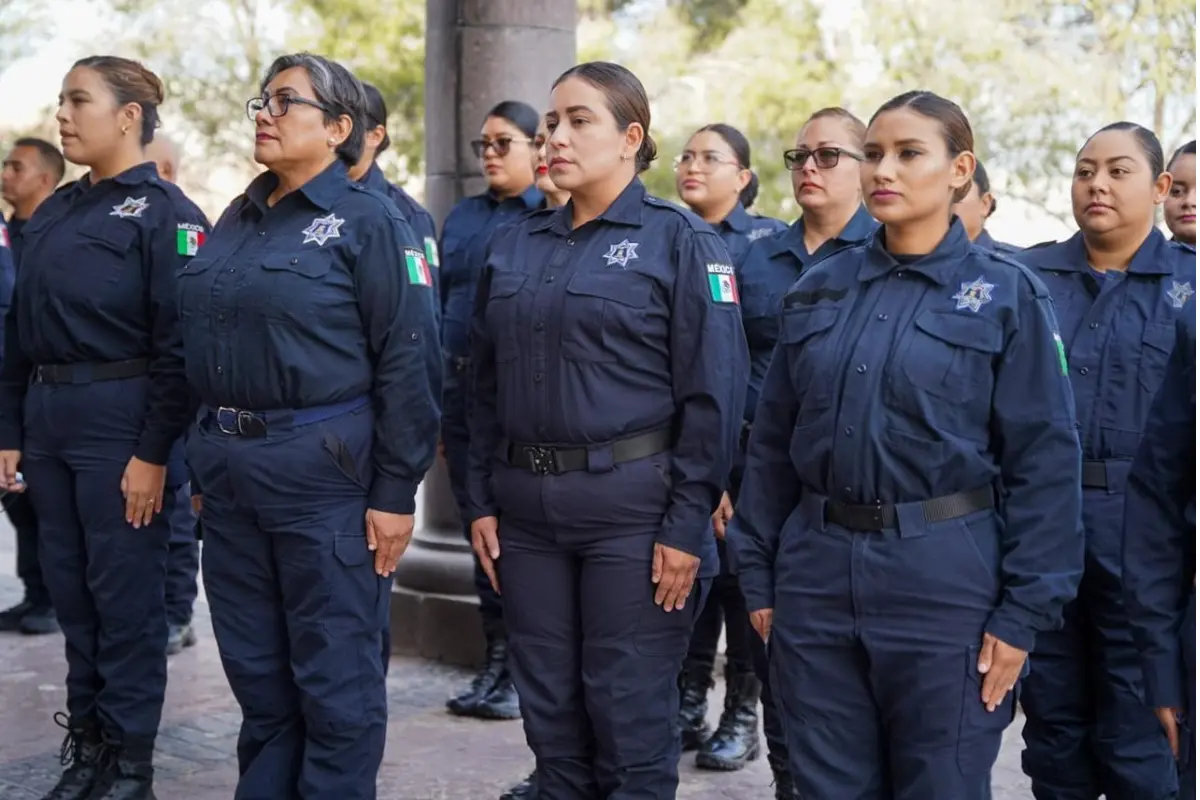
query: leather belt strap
[
  {"left": 507, "top": 428, "right": 672, "bottom": 475},
  {"left": 825, "top": 486, "right": 995, "bottom": 532},
  {"left": 32, "top": 358, "right": 149, "bottom": 385}
]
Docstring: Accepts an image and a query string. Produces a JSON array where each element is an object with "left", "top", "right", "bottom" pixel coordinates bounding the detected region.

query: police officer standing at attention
[
  {"left": 953, "top": 159, "right": 1018, "bottom": 252},
  {"left": 1123, "top": 313, "right": 1197, "bottom": 799},
  {"left": 730, "top": 91, "right": 1083, "bottom": 799},
  {"left": 1016, "top": 122, "right": 1194, "bottom": 800},
  {"left": 672, "top": 120, "right": 784, "bottom": 773},
  {"left": 0, "top": 55, "right": 209, "bottom": 800},
  {"left": 179, "top": 53, "right": 440, "bottom": 800},
  {"left": 468, "top": 61, "right": 748, "bottom": 800},
  {"left": 142, "top": 133, "right": 202, "bottom": 657},
  {"left": 442, "top": 99, "right": 542, "bottom": 722},
  {"left": 0, "top": 136, "right": 64, "bottom": 637},
  {"left": 1165, "top": 141, "right": 1195, "bottom": 246}
]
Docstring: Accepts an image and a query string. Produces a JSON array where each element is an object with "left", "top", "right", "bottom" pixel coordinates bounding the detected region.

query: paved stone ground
[{"left": 0, "top": 518, "right": 1033, "bottom": 799}]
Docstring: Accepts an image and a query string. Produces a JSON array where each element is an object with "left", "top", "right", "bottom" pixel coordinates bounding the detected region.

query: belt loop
[
  {"left": 801, "top": 491, "right": 827, "bottom": 532},
  {"left": 894, "top": 502, "right": 927, "bottom": 539}
]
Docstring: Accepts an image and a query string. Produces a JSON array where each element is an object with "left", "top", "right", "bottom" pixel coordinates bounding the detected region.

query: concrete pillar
[{"left": 390, "top": 0, "right": 577, "bottom": 667}]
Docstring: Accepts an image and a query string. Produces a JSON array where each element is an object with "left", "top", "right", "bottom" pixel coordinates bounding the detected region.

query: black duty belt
[
  {"left": 32, "top": 358, "right": 149, "bottom": 385},
  {"left": 826, "top": 486, "right": 995, "bottom": 532},
  {"left": 507, "top": 427, "right": 672, "bottom": 476}
]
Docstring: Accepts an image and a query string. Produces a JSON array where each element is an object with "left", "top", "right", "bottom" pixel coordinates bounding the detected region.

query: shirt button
[
  {"left": 877, "top": 313, "right": 888, "bottom": 321},
  {"left": 290, "top": 258, "right": 298, "bottom": 265},
  {"left": 567, "top": 239, "right": 575, "bottom": 247},
  {"left": 535, "top": 322, "right": 545, "bottom": 332},
  {"left": 1079, "top": 367, "right": 1089, "bottom": 375},
  {"left": 545, "top": 276, "right": 554, "bottom": 283},
  {"left": 843, "top": 486, "right": 853, "bottom": 496},
  {"left": 1089, "top": 322, "right": 1099, "bottom": 329},
  {"left": 856, "top": 364, "right": 866, "bottom": 374},
  {"left": 217, "top": 313, "right": 225, "bottom": 322},
  {"left": 844, "top": 426, "right": 854, "bottom": 436},
  {"left": 258, "top": 231, "right": 266, "bottom": 237},
  {"left": 216, "top": 366, "right": 224, "bottom": 374},
  {"left": 534, "top": 373, "right": 543, "bottom": 382},
  {"left": 228, "top": 268, "right": 235, "bottom": 273},
  {"left": 896, "top": 271, "right": 906, "bottom": 278}
]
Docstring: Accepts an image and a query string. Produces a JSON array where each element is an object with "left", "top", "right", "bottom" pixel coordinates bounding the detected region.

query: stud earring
[{"left": 327, "top": 138, "right": 336, "bottom": 147}]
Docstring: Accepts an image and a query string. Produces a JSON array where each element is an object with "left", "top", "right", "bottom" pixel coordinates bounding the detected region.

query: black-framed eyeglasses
[
  {"left": 246, "top": 93, "right": 331, "bottom": 122},
  {"left": 783, "top": 146, "right": 864, "bottom": 171},
  {"left": 471, "top": 137, "right": 534, "bottom": 158}
]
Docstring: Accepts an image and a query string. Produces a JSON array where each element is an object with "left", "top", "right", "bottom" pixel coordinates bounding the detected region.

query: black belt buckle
[
  {"left": 216, "top": 407, "right": 266, "bottom": 437},
  {"left": 865, "top": 502, "right": 886, "bottom": 530},
  {"left": 524, "top": 446, "right": 559, "bottom": 476}
]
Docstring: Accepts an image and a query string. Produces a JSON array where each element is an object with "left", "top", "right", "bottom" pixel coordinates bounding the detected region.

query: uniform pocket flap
[
  {"left": 80, "top": 220, "right": 137, "bottom": 253},
  {"left": 262, "top": 252, "right": 333, "bottom": 278},
  {"left": 780, "top": 307, "right": 839, "bottom": 345},
  {"left": 914, "top": 310, "right": 1003, "bottom": 354},
  {"left": 566, "top": 271, "right": 652, "bottom": 308},
  {"left": 488, "top": 269, "right": 528, "bottom": 298},
  {"left": 1141, "top": 322, "right": 1176, "bottom": 353}
]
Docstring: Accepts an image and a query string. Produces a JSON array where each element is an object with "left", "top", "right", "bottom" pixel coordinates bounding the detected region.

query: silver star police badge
[
  {"left": 747, "top": 227, "right": 774, "bottom": 242},
  {"left": 110, "top": 196, "right": 149, "bottom": 219},
  {"left": 952, "top": 276, "right": 995, "bottom": 313},
  {"left": 603, "top": 239, "right": 639, "bottom": 268},
  {"left": 1167, "top": 280, "right": 1194, "bottom": 309},
  {"left": 302, "top": 213, "right": 345, "bottom": 246}
]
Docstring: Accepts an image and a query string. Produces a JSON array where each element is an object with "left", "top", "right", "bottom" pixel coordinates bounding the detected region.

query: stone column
[{"left": 390, "top": 0, "right": 577, "bottom": 667}]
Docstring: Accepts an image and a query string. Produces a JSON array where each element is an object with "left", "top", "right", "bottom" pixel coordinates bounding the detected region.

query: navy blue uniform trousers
[
  {"left": 165, "top": 483, "right": 199, "bottom": 627},
  {"left": 188, "top": 405, "right": 389, "bottom": 800},
  {"left": 1022, "top": 478, "right": 1178, "bottom": 800},
  {"left": 23, "top": 376, "right": 175, "bottom": 738},
  {"left": 494, "top": 457, "right": 710, "bottom": 800},
  {"left": 1183, "top": 592, "right": 1197, "bottom": 800}
]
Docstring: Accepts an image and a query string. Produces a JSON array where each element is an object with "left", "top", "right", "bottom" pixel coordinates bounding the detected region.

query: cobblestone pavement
[{"left": 0, "top": 520, "right": 1033, "bottom": 799}]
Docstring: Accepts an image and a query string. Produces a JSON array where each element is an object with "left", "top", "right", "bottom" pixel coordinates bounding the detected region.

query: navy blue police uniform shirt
[
  {"left": 975, "top": 229, "right": 1019, "bottom": 254},
  {"left": 738, "top": 206, "right": 876, "bottom": 423},
  {"left": 712, "top": 202, "right": 786, "bottom": 270},
  {"left": 731, "top": 219, "right": 1083, "bottom": 651},
  {"left": 465, "top": 179, "right": 749, "bottom": 573},
  {"left": 1015, "top": 229, "right": 1196, "bottom": 468},
  {"left": 1122, "top": 312, "right": 1196, "bottom": 710},
  {"left": 5, "top": 216, "right": 28, "bottom": 266},
  {"left": 359, "top": 162, "right": 441, "bottom": 296},
  {"left": 0, "top": 163, "right": 208, "bottom": 462},
  {"left": 0, "top": 220, "right": 14, "bottom": 359},
  {"left": 175, "top": 160, "right": 441, "bottom": 515},
  {"left": 439, "top": 184, "right": 543, "bottom": 361}
]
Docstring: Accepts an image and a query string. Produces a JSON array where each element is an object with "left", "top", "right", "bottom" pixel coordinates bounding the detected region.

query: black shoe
[
  {"left": 498, "top": 770, "right": 537, "bottom": 800},
  {"left": 771, "top": 764, "right": 800, "bottom": 799},
  {"left": 39, "top": 713, "right": 107, "bottom": 800},
  {"left": 19, "top": 604, "right": 59, "bottom": 635},
  {"left": 475, "top": 672, "right": 521, "bottom": 720},
  {"left": 0, "top": 599, "right": 34, "bottom": 632},
  {"left": 677, "top": 658, "right": 713, "bottom": 752},
  {"left": 87, "top": 735, "right": 156, "bottom": 800},
  {"left": 447, "top": 624, "right": 509, "bottom": 718},
  {"left": 164, "top": 624, "right": 197, "bottom": 656},
  {"left": 695, "top": 672, "right": 761, "bottom": 771}
]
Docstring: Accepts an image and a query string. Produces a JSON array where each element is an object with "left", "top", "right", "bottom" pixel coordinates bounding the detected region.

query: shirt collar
[
  {"left": 489, "top": 183, "right": 544, "bottom": 211},
  {"left": 74, "top": 162, "right": 159, "bottom": 194},
  {"left": 857, "top": 216, "right": 972, "bottom": 286},
  {"left": 765, "top": 204, "right": 875, "bottom": 261},
  {"left": 534, "top": 178, "right": 648, "bottom": 234},
  {"left": 360, "top": 162, "right": 390, "bottom": 194},
  {"left": 246, "top": 159, "right": 349, "bottom": 213},
  {"left": 1046, "top": 229, "right": 1176, "bottom": 276},
  {"left": 720, "top": 202, "right": 752, "bottom": 234}
]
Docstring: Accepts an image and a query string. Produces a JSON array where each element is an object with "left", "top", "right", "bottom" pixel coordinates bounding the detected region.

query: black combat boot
[
  {"left": 447, "top": 623, "right": 510, "bottom": 718},
  {"left": 677, "top": 658, "right": 713, "bottom": 752},
  {"left": 769, "top": 757, "right": 800, "bottom": 799},
  {"left": 498, "top": 770, "right": 538, "bottom": 799},
  {"left": 475, "top": 667, "right": 521, "bottom": 720},
  {"left": 87, "top": 735, "right": 156, "bottom": 800},
  {"left": 695, "top": 672, "right": 761, "bottom": 770},
  {"left": 40, "top": 713, "right": 108, "bottom": 800}
]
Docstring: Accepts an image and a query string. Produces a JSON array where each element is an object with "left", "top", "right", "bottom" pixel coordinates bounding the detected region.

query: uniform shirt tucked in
[
  {"left": 975, "top": 229, "right": 1019, "bottom": 254},
  {"left": 0, "top": 163, "right": 208, "bottom": 463},
  {"left": 175, "top": 160, "right": 441, "bottom": 514},
  {"left": 738, "top": 206, "right": 876, "bottom": 422},
  {"left": 1122, "top": 313, "right": 1196, "bottom": 709},
  {"left": 359, "top": 162, "right": 440, "bottom": 294},
  {"left": 731, "top": 219, "right": 1083, "bottom": 652},
  {"left": 466, "top": 178, "right": 749, "bottom": 561},
  {"left": 1016, "top": 230, "right": 1196, "bottom": 464},
  {"left": 711, "top": 202, "right": 786, "bottom": 269},
  {"left": 439, "top": 184, "right": 542, "bottom": 359}
]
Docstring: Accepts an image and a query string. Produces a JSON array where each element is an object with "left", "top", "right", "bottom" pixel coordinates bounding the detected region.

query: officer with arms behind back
[
  {"left": 179, "top": 53, "right": 441, "bottom": 800},
  {"left": 0, "top": 55, "right": 209, "bottom": 800}
]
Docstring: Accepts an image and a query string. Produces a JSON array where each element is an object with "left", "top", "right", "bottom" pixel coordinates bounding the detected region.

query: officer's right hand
[
  {"left": 365, "top": 509, "right": 415, "bottom": 577},
  {"left": 191, "top": 494, "right": 203, "bottom": 515},
  {"left": 0, "top": 450, "right": 23, "bottom": 492},
  {"left": 749, "top": 608, "right": 773, "bottom": 642},
  {"left": 1156, "top": 707, "right": 1181, "bottom": 758},
  {"left": 711, "top": 492, "right": 733, "bottom": 539},
  {"left": 471, "top": 516, "right": 501, "bottom": 594},
  {"left": 652, "top": 543, "right": 700, "bottom": 611}
]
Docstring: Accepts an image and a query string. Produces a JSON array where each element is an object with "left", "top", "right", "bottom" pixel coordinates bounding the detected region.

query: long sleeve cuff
[
  {"left": 984, "top": 606, "right": 1038, "bottom": 653},
  {"left": 369, "top": 475, "right": 420, "bottom": 515},
  {"left": 134, "top": 433, "right": 173, "bottom": 466},
  {"left": 1142, "top": 651, "right": 1186, "bottom": 709},
  {"left": 738, "top": 566, "right": 774, "bottom": 613},
  {"left": 658, "top": 514, "right": 710, "bottom": 559}
]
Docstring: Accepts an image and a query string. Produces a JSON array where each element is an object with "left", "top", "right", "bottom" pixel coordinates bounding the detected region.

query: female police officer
[
  {"left": 1016, "top": 122, "right": 1194, "bottom": 800},
  {"left": 1166, "top": 140, "right": 1195, "bottom": 245},
  {"left": 672, "top": 121, "right": 784, "bottom": 773},
  {"left": 178, "top": 53, "right": 440, "bottom": 799},
  {"left": 0, "top": 56, "right": 207, "bottom": 800},
  {"left": 467, "top": 61, "right": 747, "bottom": 799},
  {"left": 730, "top": 90, "right": 1083, "bottom": 798},
  {"left": 441, "top": 99, "right": 543, "bottom": 722}
]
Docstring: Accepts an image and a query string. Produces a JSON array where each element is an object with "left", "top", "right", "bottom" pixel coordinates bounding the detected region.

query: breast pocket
[
  {"left": 779, "top": 307, "right": 839, "bottom": 414},
  {"left": 176, "top": 256, "right": 216, "bottom": 319},
  {"left": 561, "top": 271, "right": 653, "bottom": 363},
  {"left": 260, "top": 251, "right": 335, "bottom": 322},
  {"left": 1137, "top": 322, "right": 1175, "bottom": 394},
  {"left": 75, "top": 221, "right": 137, "bottom": 286},
  {"left": 484, "top": 270, "right": 528, "bottom": 362}
]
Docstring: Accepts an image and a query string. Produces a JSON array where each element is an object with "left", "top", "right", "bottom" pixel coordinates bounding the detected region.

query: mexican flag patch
[
  {"left": 177, "top": 223, "right": 205, "bottom": 256},
  {"left": 424, "top": 236, "right": 439, "bottom": 268},
  {"left": 707, "top": 262, "right": 739, "bottom": 304},
  {"left": 405, "top": 248, "right": 432, "bottom": 286}
]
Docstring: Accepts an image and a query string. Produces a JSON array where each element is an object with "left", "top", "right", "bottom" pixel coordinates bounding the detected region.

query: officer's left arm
[
  {"left": 1123, "top": 315, "right": 1195, "bottom": 710},
  {"left": 137, "top": 199, "right": 210, "bottom": 465},
  {"left": 659, "top": 227, "right": 750, "bottom": 557},
  {"left": 355, "top": 213, "right": 442, "bottom": 514},
  {"left": 987, "top": 277, "right": 1084, "bottom": 653}
]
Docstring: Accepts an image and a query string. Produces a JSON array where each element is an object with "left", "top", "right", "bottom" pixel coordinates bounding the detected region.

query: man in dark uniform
[{"left": 0, "top": 137, "right": 64, "bottom": 635}]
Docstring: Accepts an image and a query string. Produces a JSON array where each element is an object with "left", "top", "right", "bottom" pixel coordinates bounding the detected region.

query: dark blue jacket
[{"left": 359, "top": 162, "right": 440, "bottom": 296}]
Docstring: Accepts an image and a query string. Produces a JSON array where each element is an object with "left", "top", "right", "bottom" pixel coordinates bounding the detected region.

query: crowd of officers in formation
[{"left": 0, "top": 48, "right": 1193, "bottom": 800}]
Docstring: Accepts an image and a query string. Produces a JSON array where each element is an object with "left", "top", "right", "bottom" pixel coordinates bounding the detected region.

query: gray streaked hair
[{"left": 259, "top": 52, "right": 369, "bottom": 167}]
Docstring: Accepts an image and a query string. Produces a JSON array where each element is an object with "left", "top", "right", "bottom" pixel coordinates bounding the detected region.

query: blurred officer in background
[
  {"left": 0, "top": 55, "right": 208, "bottom": 800},
  {"left": 1016, "top": 122, "right": 1193, "bottom": 800},
  {"left": 953, "top": 159, "right": 1018, "bottom": 253},
  {"left": 180, "top": 53, "right": 440, "bottom": 799},
  {"left": 0, "top": 137, "right": 64, "bottom": 636},
  {"left": 441, "top": 99, "right": 542, "bottom": 722},
  {"left": 143, "top": 133, "right": 201, "bottom": 657},
  {"left": 1165, "top": 140, "right": 1195, "bottom": 246}
]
